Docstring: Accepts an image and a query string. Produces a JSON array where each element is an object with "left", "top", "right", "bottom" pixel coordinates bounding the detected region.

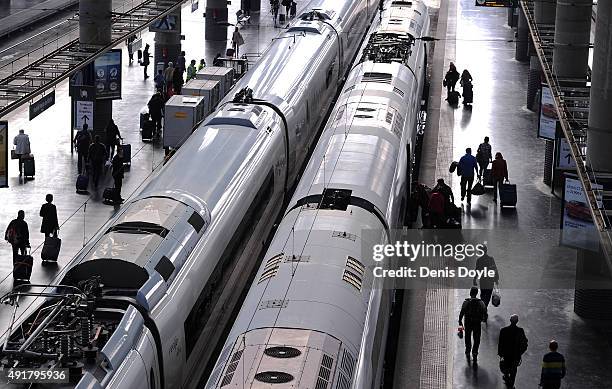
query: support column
[
  {"left": 527, "top": 48, "right": 541, "bottom": 110},
  {"left": 154, "top": 7, "right": 182, "bottom": 69},
  {"left": 206, "top": 0, "right": 229, "bottom": 42},
  {"left": 552, "top": 0, "right": 591, "bottom": 81},
  {"left": 79, "top": 0, "right": 112, "bottom": 134},
  {"left": 515, "top": 7, "right": 529, "bottom": 61},
  {"left": 578, "top": 0, "right": 612, "bottom": 320}
]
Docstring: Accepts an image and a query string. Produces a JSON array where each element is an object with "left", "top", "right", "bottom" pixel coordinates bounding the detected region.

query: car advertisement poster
[
  {"left": 538, "top": 83, "right": 557, "bottom": 140},
  {"left": 561, "top": 176, "right": 602, "bottom": 252},
  {"left": 0, "top": 121, "right": 7, "bottom": 188},
  {"left": 94, "top": 49, "right": 122, "bottom": 100}
]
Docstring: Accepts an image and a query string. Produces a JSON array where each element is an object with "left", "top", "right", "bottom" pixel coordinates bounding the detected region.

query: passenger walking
[
  {"left": 458, "top": 287, "right": 487, "bottom": 364},
  {"left": 198, "top": 59, "right": 206, "bottom": 71},
  {"left": 105, "top": 119, "right": 123, "bottom": 160},
  {"left": 5, "top": 210, "right": 30, "bottom": 263},
  {"left": 476, "top": 136, "right": 492, "bottom": 179},
  {"left": 142, "top": 44, "right": 151, "bottom": 79},
  {"left": 282, "top": 0, "right": 291, "bottom": 16},
  {"left": 164, "top": 62, "right": 175, "bottom": 96},
  {"left": 148, "top": 91, "right": 165, "bottom": 137},
  {"left": 187, "top": 60, "right": 197, "bottom": 81},
  {"left": 271, "top": 0, "right": 280, "bottom": 26},
  {"left": 126, "top": 35, "right": 136, "bottom": 64},
  {"left": 111, "top": 148, "right": 125, "bottom": 204},
  {"left": 443, "top": 62, "right": 460, "bottom": 95},
  {"left": 177, "top": 51, "right": 186, "bottom": 75},
  {"left": 13, "top": 129, "right": 31, "bottom": 176},
  {"left": 154, "top": 69, "right": 165, "bottom": 91},
  {"left": 173, "top": 63, "right": 184, "bottom": 94},
  {"left": 87, "top": 135, "right": 108, "bottom": 189},
  {"left": 491, "top": 152, "right": 509, "bottom": 203},
  {"left": 39, "top": 194, "right": 59, "bottom": 238},
  {"left": 73, "top": 124, "right": 91, "bottom": 175},
  {"left": 473, "top": 246, "right": 499, "bottom": 308},
  {"left": 540, "top": 340, "right": 566, "bottom": 389},
  {"left": 458, "top": 148, "right": 478, "bottom": 204},
  {"left": 232, "top": 27, "right": 245, "bottom": 58},
  {"left": 498, "top": 314, "right": 528, "bottom": 388},
  {"left": 460, "top": 69, "right": 473, "bottom": 105}
]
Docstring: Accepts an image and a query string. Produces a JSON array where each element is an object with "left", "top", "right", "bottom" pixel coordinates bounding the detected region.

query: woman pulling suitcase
[{"left": 460, "top": 69, "right": 473, "bottom": 106}]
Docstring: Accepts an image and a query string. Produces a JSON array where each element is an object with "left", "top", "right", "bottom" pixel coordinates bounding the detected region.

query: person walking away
[
  {"left": 148, "top": 91, "right": 165, "bottom": 137},
  {"left": 105, "top": 119, "right": 123, "bottom": 160},
  {"left": 5, "top": 210, "right": 30, "bottom": 264},
  {"left": 142, "top": 44, "right": 151, "bottom": 79},
  {"left": 187, "top": 60, "right": 197, "bottom": 81},
  {"left": 460, "top": 69, "right": 473, "bottom": 105},
  {"left": 444, "top": 62, "right": 460, "bottom": 96},
  {"left": 87, "top": 135, "right": 108, "bottom": 189},
  {"left": 198, "top": 59, "right": 206, "bottom": 71},
  {"left": 154, "top": 69, "right": 165, "bottom": 92},
  {"left": 459, "top": 287, "right": 487, "bottom": 364},
  {"left": 282, "top": 0, "right": 291, "bottom": 16},
  {"left": 473, "top": 246, "right": 499, "bottom": 308},
  {"left": 271, "top": 0, "right": 280, "bottom": 26},
  {"left": 498, "top": 314, "right": 528, "bottom": 388},
  {"left": 177, "top": 51, "right": 186, "bottom": 75},
  {"left": 540, "top": 340, "right": 566, "bottom": 389},
  {"left": 173, "top": 62, "right": 184, "bottom": 94},
  {"left": 458, "top": 148, "right": 478, "bottom": 204},
  {"left": 491, "top": 152, "right": 509, "bottom": 203},
  {"left": 164, "top": 62, "right": 175, "bottom": 97},
  {"left": 13, "top": 129, "right": 31, "bottom": 177},
  {"left": 39, "top": 194, "right": 59, "bottom": 238},
  {"left": 111, "top": 148, "right": 125, "bottom": 204},
  {"left": 476, "top": 136, "right": 492, "bottom": 179},
  {"left": 232, "top": 28, "right": 245, "bottom": 58},
  {"left": 126, "top": 35, "right": 136, "bottom": 64},
  {"left": 73, "top": 124, "right": 91, "bottom": 175}
]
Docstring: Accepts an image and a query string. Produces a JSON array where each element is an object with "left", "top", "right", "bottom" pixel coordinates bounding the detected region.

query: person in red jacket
[{"left": 491, "top": 152, "right": 508, "bottom": 203}]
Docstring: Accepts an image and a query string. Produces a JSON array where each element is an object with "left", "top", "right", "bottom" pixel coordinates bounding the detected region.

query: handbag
[
  {"left": 492, "top": 287, "right": 501, "bottom": 307},
  {"left": 10, "top": 149, "right": 19, "bottom": 160},
  {"left": 471, "top": 181, "right": 485, "bottom": 196}
]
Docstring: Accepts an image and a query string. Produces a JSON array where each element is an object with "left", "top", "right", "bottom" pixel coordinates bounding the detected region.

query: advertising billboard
[
  {"left": 94, "top": 49, "right": 122, "bottom": 100},
  {"left": 150, "top": 15, "right": 178, "bottom": 32},
  {"left": 561, "top": 176, "right": 602, "bottom": 252},
  {"left": 538, "top": 83, "right": 558, "bottom": 140}
]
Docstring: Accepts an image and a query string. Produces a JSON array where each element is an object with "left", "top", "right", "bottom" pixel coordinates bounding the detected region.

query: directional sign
[
  {"left": 29, "top": 90, "right": 55, "bottom": 120},
  {"left": 557, "top": 138, "right": 576, "bottom": 170},
  {"left": 94, "top": 49, "right": 122, "bottom": 100},
  {"left": 76, "top": 100, "right": 94, "bottom": 130}
]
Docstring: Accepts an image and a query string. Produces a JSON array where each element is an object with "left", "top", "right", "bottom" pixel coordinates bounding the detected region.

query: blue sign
[{"left": 94, "top": 49, "right": 122, "bottom": 100}]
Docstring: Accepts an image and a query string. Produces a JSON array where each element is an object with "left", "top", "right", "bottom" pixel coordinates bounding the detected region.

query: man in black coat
[
  {"left": 5, "top": 210, "right": 30, "bottom": 262},
  {"left": 73, "top": 123, "right": 91, "bottom": 175},
  {"left": 498, "top": 314, "right": 528, "bottom": 388},
  {"left": 147, "top": 91, "right": 165, "bottom": 136},
  {"left": 88, "top": 135, "right": 108, "bottom": 189},
  {"left": 39, "top": 194, "right": 59, "bottom": 238},
  {"left": 111, "top": 147, "right": 125, "bottom": 203},
  {"left": 473, "top": 246, "right": 499, "bottom": 307}
]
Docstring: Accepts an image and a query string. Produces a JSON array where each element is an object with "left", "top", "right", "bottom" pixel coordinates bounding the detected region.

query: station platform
[
  {"left": 393, "top": 0, "right": 612, "bottom": 388},
  {"left": 0, "top": 0, "right": 303, "bottom": 340}
]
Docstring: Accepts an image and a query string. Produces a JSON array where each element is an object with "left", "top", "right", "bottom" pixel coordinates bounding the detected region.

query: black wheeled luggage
[
  {"left": 22, "top": 155, "right": 35, "bottom": 178},
  {"left": 483, "top": 168, "right": 493, "bottom": 188},
  {"left": 122, "top": 143, "right": 131, "bottom": 165},
  {"left": 13, "top": 252, "right": 33, "bottom": 282},
  {"left": 226, "top": 48, "right": 235, "bottom": 57},
  {"left": 447, "top": 91, "right": 460, "bottom": 105},
  {"left": 103, "top": 187, "right": 120, "bottom": 204},
  {"left": 41, "top": 236, "right": 61, "bottom": 263},
  {"left": 500, "top": 183, "right": 517, "bottom": 207},
  {"left": 142, "top": 120, "right": 154, "bottom": 140},
  {"left": 76, "top": 174, "right": 89, "bottom": 193}
]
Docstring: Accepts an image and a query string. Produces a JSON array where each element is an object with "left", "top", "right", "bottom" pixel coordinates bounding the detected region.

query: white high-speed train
[
  {"left": 0, "top": 1, "right": 378, "bottom": 388},
  {"left": 205, "top": 1, "right": 430, "bottom": 388}
]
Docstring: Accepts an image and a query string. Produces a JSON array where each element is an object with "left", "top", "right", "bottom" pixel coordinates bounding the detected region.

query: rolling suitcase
[
  {"left": 483, "top": 168, "right": 493, "bottom": 188},
  {"left": 121, "top": 143, "right": 131, "bottom": 165},
  {"left": 22, "top": 155, "right": 35, "bottom": 178},
  {"left": 142, "top": 120, "right": 154, "bottom": 140},
  {"left": 447, "top": 91, "right": 460, "bottom": 105},
  {"left": 76, "top": 174, "right": 89, "bottom": 193},
  {"left": 140, "top": 111, "right": 150, "bottom": 129},
  {"left": 13, "top": 251, "right": 33, "bottom": 282},
  {"left": 41, "top": 235, "right": 61, "bottom": 263},
  {"left": 499, "top": 182, "right": 517, "bottom": 207},
  {"left": 226, "top": 48, "right": 235, "bottom": 57},
  {"left": 103, "top": 187, "right": 119, "bottom": 204},
  {"left": 279, "top": 13, "right": 286, "bottom": 23}
]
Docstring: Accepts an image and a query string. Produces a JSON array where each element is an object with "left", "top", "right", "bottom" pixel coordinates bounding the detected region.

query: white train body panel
[{"left": 206, "top": 1, "right": 430, "bottom": 388}]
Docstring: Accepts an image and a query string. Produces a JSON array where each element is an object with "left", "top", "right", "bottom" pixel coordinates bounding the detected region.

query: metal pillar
[
  {"left": 553, "top": 0, "right": 591, "bottom": 81},
  {"left": 515, "top": 7, "right": 529, "bottom": 61},
  {"left": 79, "top": 0, "right": 112, "bottom": 135},
  {"left": 154, "top": 6, "right": 182, "bottom": 69},
  {"left": 205, "top": 0, "right": 229, "bottom": 42},
  {"left": 534, "top": 0, "right": 556, "bottom": 25},
  {"left": 577, "top": 0, "right": 612, "bottom": 320}
]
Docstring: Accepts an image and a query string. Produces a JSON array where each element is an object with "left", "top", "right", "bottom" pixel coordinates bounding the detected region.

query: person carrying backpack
[
  {"left": 73, "top": 123, "right": 91, "bottom": 175},
  {"left": 87, "top": 135, "right": 108, "bottom": 189},
  {"left": 476, "top": 137, "right": 492, "bottom": 179},
  {"left": 459, "top": 286, "right": 487, "bottom": 364},
  {"left": 5, "top": 210, "right": 30, "bottom": 263},
  {"left": 498, "top": 314, "right": 529, "bottom": 388}
]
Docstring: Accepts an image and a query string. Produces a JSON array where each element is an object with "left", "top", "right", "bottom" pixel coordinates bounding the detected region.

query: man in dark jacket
[
  {"left": 5, "top": 210, "right": 30, "bottom": 262},
  {"left": 105, "top": 119, "right": 123, "bottom": 160},
  {"left": 88, "top": 135, "right": 108, "bottom": 189},
  {"left": 458, "top": 148, "right": 478, "bottom": 204},
  {"left": 39, "top": 194, "right": 59, "bottom": 238},
  {"left": 73, "top": 123, "right": 91, "bottom": 175},
  {"left": 498, "top": 314, "right": 528, "bottom": 388},
  {"left": 111, "top": 147, "right": 125, "bottom": 203},
  {"left": 473, "top": 246, "right": 499, "bottom": 307},
  {"left": 148, "top": 91, "right": 165, "bottom": 136},
  {"left": 459, "top": 287, "right": 487, "bottom": 363},
  {"left": 172, "top": 64, "right": 184, "bottom": 94},
  {"left": 540, "top": 340, "right": 566, "bottom": 389}
]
